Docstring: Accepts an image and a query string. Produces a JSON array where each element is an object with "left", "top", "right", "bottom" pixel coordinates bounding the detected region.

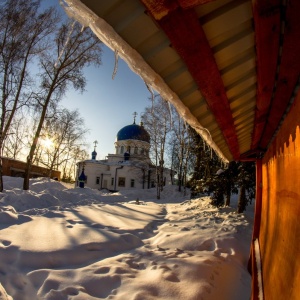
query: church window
[
  {"left": 127, "top": 146, "right": 131, "bottom": 153},
  {"left": 96, "top": 177, "right": 100, "bottom": 185},
  {"left": 106, "top": 165, "right": 110, "bottom": 171},
  {"left": 111, "top": 178, "right": 114, "bottom": 186},
  {"left": 134, "top": 147, "right": 138, "bottom": 154},
  {"left": 118, "top": 177, "right": 125, "bottom": 187},
  {"left": 130, "top": 179, "right": 135, "bottom": 188},
  {"left": 141, "top": 148, "right": 144, "bottom": 155},
  {"left": 120, "top": 146, "right": 124, "bottom": 154}
]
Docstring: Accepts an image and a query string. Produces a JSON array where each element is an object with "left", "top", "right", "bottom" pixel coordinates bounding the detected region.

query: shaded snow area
[{"left": 0, "top": 176, "right": 254, "bottom": 300}]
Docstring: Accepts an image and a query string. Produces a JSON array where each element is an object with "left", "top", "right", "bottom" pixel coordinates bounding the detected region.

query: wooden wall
[
  {"left": 1, "top": 157, "right": 61, "bottom": 180},
  {"left": 259, "top": 90, "right": 300, "bottom": 299}
]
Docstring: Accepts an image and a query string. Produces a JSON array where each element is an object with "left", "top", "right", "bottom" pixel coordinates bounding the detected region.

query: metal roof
[
  {"left": 63, "top": 0, "right": 300, "bottom": 162},
  {"left": 117, "top": 123, "right": 150, "bottom": 143}
]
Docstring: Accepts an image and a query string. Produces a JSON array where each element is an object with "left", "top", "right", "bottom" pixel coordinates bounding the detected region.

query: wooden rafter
[{"left": 141, "top": 1, "right": 240, "bottom": 160}]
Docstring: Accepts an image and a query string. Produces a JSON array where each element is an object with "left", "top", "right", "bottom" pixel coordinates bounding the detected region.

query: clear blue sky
[
  {"left": 46, "top": 0, "right": 152, "bottom": 160},
  {"left": 61, "top": 47, "right": 151, "bottom": 160}
]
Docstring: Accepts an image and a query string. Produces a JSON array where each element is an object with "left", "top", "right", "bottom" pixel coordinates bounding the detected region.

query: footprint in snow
[
  {"left": 0, "top": 240, "right": 11, "bottom": 246},
  {"left": 180, "top": 227, "right": 190, "bottom": 231},
  {"left": 94, "top": 266, "right": 110, "bottom": 274}
]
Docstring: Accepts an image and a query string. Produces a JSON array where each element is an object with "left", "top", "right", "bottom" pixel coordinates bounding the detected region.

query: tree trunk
[
  {"left": 23, "top": 156, "right": 32, "bottom": 190},
  {"left": 211, "top": 189, "right": 224, "bottom": 207},
  {"left": 225, "top": 188, "right": 231, "bottom": 206},
  {"left": 1, "top": 43, "right": 34, "bottom": 192},
  {"left": 23, "top": 83, "right": 55, "bottom": 190},
  {"left": 237, "top": 185, "right": 246, "bottom": 213},
  {"left": 0, "top": 158, "right": 3, "bottom": 192},
  {"left": 178, "top": 163, "right": 183, "bottom": 192},
  {"left": 156, "top": 170, "right": 160, "bottom": 199}
]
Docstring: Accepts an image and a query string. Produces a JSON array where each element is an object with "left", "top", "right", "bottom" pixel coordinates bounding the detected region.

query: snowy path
[
  {"left": 0, "top": 178, "right": 253, "bottom": 300},
  {"left": 95, "top": 200, "right": 253, "bottom": 300}
]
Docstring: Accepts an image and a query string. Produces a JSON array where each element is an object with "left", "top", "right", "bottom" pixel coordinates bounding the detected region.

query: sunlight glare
[{"left": 41, "top": 137, "right": 53, "bottom": 149}]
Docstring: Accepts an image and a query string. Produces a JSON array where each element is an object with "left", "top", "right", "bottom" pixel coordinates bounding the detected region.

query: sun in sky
[{"left": 41, "top": 137, "right": 54, "bottom": 149}]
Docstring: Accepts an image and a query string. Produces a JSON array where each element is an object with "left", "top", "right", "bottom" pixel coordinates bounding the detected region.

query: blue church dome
[{"left": 117, "top": 123, "right": 150, "bottom": 143}]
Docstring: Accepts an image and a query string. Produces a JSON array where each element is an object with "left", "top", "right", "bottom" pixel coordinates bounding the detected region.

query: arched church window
[
  {"left": 141, "top": 148, "right": 144, "bottom": 155},
  {"left": 120, "top": 146, "right": 124, "bottom": 154},
  {"left": 134, "top": 147, "right": 138, "bottom": 154},
  {"left": 127, "top": 146, "right": 131, "bottom": 154}
]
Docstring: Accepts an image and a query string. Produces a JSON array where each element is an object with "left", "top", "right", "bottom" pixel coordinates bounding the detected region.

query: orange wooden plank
[{"left": 259, "top": 0, "right": 300, "bottom": 149}]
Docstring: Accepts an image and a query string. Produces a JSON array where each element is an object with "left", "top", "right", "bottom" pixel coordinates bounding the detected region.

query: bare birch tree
[
  {"left": 169, "top": 109, "right": 193, "bottom": 193},
  {"left": 0, "top": 0, "right": 58, "bottom": 191},
  {"left": 2, "top": 112, "right": 28, "bottom": 159},
  {"left": 38, "top": 108, "right": 88, "bottom": 178},
  {"left": 142, "top": 96, "right": 171, "bottom": 199},
  {"left": 23, "top": 21, "right": 102, "bottom": 189}
]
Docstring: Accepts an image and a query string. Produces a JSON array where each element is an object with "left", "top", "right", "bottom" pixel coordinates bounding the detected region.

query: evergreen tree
[
  {"left": 188, "top": 127, "right": 223, "bottom": 197},
  {"left": 224, "top": 161, "right": 239, "bottom": 206},
  {"left": 237, "top": 162, "right": 256, "bottom": 213},
  {"left": 188, "top": 129, "right": 255, "bottom": 212}
]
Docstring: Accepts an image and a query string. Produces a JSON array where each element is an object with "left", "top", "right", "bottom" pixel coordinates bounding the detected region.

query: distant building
[
  {"left": 76, "top": 118, "right": 174, "bottom": 191},
  {"left": 1, "top": 157, "right": 61, "bottom": 180}
]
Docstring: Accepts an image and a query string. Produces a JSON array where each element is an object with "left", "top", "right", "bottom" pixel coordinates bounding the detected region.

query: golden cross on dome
[
  {"left": 133, "top": 111, "right": 138, "bottom": 124},
  {"left": 93, "top": 140, "right": 98, "bottom": 150}
]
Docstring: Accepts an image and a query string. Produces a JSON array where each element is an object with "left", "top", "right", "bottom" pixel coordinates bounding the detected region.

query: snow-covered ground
[{"left": 0, "top": 176, "right": 254, "bottom": 300}]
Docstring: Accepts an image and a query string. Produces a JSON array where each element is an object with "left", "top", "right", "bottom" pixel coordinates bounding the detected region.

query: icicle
[
  {"left": 112, "top": 49, "right": 119, "bottom": 80},
  {"left": 55, "top": 20, "right": 76, "bottom": 69},
  {"left": 167, "top": 100, "right": 173, "bottom": 129},
  {"left": 160, "top": 96, "right": 173, "bottom": 129},
  {"left": 145, "top": 82, "right": 154, "bottom": 101},
  {"left": 198, "top": 126, "right": 212, "bottom": 140},
  {"left": 61, "top": 0, "right": 229, "bottom": 163},
  {"left": 145, "top": 82, "right": 155, "bottom": 112},
  {"left": 60, "top": 0, "right": 90, "bottom": 28}
]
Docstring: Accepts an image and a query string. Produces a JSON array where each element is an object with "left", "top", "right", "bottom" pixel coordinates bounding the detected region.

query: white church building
[{"left": 76, "top": 118, "right": 174, "bottom": 191}]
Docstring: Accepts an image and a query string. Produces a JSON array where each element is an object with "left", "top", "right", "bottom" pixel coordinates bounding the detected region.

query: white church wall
[
  {"left": 77, "top": 161, "right": 151, "bottom": 191},
  {"left": 76, "top": 120, "right": 175, "bottom": 191}
]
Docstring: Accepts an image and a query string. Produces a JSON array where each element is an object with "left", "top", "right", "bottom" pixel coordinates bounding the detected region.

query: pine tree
[
  {"left": 188, "top": 127, "right": 223, "bottom": 197},
  {"left": 224, "top": 161, "right": 239, "bottom": 206},
  {"left": 237, "top": 162, "right": 256, "bottom": 213},
  {"left": 188, "top": 126, "right": 255, "bottom": 211}
]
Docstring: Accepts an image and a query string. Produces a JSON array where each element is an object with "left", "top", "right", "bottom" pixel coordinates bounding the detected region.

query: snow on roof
[{"left": 61, "top": 0, "right": 228, "bottom": 163}]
